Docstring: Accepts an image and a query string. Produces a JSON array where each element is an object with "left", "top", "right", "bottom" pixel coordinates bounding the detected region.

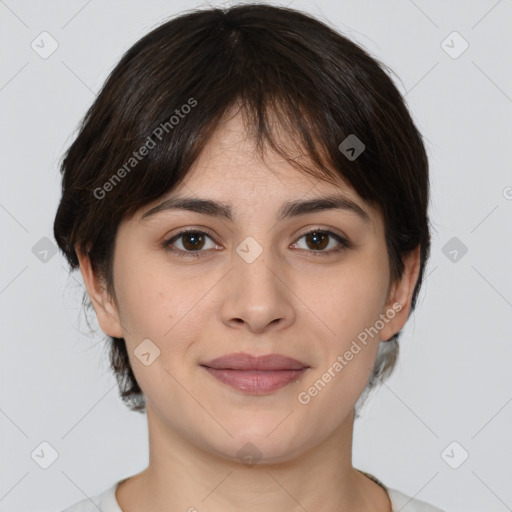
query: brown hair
[{"left": 53, "top": 4, "right": 431, "bottom": 413}]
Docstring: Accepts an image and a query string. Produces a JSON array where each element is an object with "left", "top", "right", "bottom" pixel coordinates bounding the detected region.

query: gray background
[{"left": 1, "top": 1, "right": 511, "bottom": 511}]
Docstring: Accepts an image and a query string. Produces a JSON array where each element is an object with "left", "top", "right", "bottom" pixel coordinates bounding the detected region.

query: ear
[
  {"left": 379, "top": 244, "right": 421, "bottom": 341},
  {"left": 76, "top": 248, "right": 124, "bottom": 338}
]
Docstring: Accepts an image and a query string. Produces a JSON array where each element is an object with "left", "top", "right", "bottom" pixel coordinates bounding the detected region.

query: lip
[
  {"left": 201, "top": 352, "right": 309, "bottom": 371},
  {"left": 200, "top": 352, "right": 310, "bottom": 395}
]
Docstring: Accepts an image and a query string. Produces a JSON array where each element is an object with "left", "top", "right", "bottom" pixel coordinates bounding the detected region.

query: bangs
[{"left": 105, "top": 21, "right": 376, "bottom": 224}]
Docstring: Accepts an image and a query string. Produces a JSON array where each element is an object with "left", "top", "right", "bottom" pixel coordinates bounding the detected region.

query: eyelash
[{"left": 162, "top": 227, "right": 351, "bottom": 259}]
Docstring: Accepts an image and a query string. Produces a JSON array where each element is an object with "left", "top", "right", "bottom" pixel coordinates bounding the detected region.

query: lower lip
[{"left": 202, "top": 367, "right": 308, "bottom": 394}]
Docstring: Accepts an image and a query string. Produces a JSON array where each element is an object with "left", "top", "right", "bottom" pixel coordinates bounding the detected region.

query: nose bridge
[
  {"left": 236, "top": 237, "right": 276, "bottom": 291},
  {"left": 220, "top": 234, "right": 294, "bottom": 332}
]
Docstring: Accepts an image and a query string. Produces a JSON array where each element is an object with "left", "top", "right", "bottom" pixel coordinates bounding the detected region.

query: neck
[{"left": 116, "top": 405, "right": 391, "bottom": 512}]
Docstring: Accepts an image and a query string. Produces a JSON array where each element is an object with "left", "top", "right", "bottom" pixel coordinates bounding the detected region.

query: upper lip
[{"left": 201, "top": 352, "right": 309, "bottom": 371}]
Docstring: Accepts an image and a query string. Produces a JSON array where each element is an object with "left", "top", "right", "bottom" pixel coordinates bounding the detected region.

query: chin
[{"left": 201, "top": 421, "right": 312, "bottom": 466}]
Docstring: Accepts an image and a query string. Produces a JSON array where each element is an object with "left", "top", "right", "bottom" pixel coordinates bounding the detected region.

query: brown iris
[
  {"left": 304, "top": 231, "right": 329, "bottom": 250},
  {"left": 181, "top": 232, "right": 206, "bottom": 251}
]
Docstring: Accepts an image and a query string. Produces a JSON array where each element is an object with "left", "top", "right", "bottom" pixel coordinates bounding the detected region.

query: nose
[{"left": 219, "top": 244, "right": 296, "bottom": 334}]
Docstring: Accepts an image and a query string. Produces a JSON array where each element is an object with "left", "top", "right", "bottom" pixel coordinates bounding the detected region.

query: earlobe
[
  {"left": 75, "top": 247, "right": 124, "bottom": 339},
  {"left": 379, "top": 245, "right": 421, "bottom": 341}
]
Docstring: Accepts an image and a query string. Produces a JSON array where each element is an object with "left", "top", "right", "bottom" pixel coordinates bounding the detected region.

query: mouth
[{"left": 200, "top": 352, "right": 310, "bottom": 395}]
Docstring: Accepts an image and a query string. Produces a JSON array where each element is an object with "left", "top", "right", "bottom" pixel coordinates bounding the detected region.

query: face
[{"left": 80, "top": 112, "right": 419, "bottom": 464}]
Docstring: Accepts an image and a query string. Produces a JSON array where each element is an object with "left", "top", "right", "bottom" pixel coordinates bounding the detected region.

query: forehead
[{"left": 184, "top": 110, "right": 348, "bottom": 194}]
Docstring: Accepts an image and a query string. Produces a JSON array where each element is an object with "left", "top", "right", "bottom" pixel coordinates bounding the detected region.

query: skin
[{"left": 77, "top": 110, "right": 421, "bottom": 512}]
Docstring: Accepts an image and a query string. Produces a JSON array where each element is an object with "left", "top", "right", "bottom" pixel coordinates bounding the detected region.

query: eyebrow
[{"left": 140, "top": 194, "right": 371, "bottom": 223}]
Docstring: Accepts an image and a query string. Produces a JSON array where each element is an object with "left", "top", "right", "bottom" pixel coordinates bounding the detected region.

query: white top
[{"left": 59, "top": 476, "right": 447, "bottom": 512}]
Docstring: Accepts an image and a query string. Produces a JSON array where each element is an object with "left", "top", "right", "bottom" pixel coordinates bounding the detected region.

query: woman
[{"left": 54, "top": 4, "right": 444, "bottom": 511}]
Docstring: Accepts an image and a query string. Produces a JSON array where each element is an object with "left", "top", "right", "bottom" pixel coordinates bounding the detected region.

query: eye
[
  {"left": 163, "top": 229, "right": 219, "bottom": 258},
  {"left": 291, "top": 228, "right": 351, "bottom": 254}
]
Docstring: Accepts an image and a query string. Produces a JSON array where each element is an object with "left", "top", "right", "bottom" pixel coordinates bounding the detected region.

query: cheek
[
  {"left": 318, "top": 260, "right": 389, "bottom": 346},
  {"left": 112, "top": 259, "right": 214, "bottom": 389},
  {"left": 113, "top": 253, "right": 203, "bottom": 338}
]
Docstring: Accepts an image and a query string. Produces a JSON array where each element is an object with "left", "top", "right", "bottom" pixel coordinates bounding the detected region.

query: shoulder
[
  {"left": 58, "top": 481, "right": 122, "bottom": 512},
  {"left": 359, "top": 470, "right": 446, "bottom": 511},
  {"left": 387, "top": 487, "right": 447, "bottom": 512}
]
